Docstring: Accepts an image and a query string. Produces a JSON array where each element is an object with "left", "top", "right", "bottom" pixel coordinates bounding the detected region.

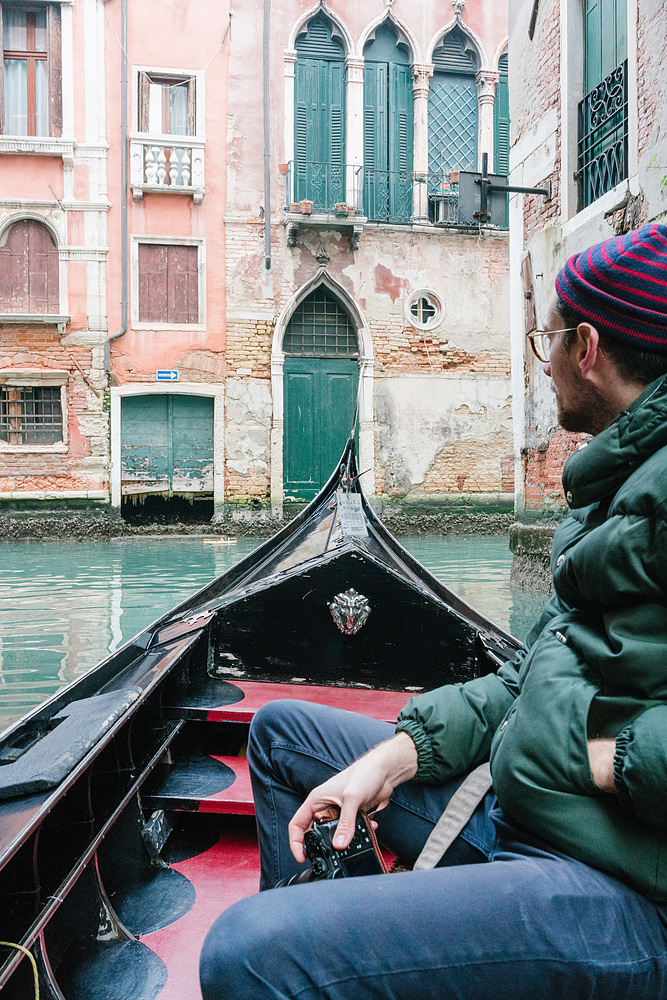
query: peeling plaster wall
[
  {"left": 375, "top": 375, "right": 512, "bottom": 495},
  {"left": 225, "top": 0, "right": 512, "bottom": 508},
  {"left": 225, "top": 378, "right": 272, "bottom": 500}
]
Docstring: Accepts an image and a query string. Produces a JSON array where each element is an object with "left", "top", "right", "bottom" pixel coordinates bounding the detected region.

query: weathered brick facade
[{"left": 509, "top": 0, "right": 667, "bottom": 520}]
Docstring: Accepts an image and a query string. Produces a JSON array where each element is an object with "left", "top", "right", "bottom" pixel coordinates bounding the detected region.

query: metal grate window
[
  {"left": 577, "top": 60, "right": 628, "bottom": 210},
  {"left": 0, "top": 386, "right": 63, "bottom": 445},
  {"left": 283, "top": 288, "right": 358, "bottom": 357}
]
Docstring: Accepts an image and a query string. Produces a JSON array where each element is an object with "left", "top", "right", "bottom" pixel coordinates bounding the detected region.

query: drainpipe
[
  {"left": 263, "top": 0, "right": 271, "bottom": 270},
  {"left": 104, "top": 0, "right": 128, "bottom": 373}
]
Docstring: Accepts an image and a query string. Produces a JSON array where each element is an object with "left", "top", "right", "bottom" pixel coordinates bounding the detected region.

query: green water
[{"left": 0, "top": 535, "right": 547, "bottom": 734}]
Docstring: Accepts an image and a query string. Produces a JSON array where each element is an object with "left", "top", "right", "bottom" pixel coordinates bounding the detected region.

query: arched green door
[{"left": 283, "top": 288, "right": 359, "bottom": 502}]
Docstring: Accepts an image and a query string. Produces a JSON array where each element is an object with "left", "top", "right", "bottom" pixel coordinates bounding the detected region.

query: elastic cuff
[
  {"left": 395, "top": 719, "right": 435, "bottom": 783},
  {"left": 613, "top": 728, "right": 633, "bottom": 810}
]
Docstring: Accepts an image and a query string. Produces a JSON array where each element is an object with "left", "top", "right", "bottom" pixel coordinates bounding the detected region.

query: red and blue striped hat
[{"left": 555, "top": 223, "right": 667, "bottom": 353}]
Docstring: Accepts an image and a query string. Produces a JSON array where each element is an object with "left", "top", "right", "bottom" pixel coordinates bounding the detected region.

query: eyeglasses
[{"left": 527, "top": 328, "right": 579, "bottom": 363}]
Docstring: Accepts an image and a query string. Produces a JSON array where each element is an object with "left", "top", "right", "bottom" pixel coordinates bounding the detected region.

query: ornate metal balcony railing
[
  {"left": 285, "top": 161, "right": 363, "bottom": 215},
  {"left": 129, "top": 135, "right": 205, "bottom": 203},
  {"left": 576, "top": 60, "right": 628, "bottom": 210},
  {"left": 363, "top": 168, "right": 414, "bottom": 224}
]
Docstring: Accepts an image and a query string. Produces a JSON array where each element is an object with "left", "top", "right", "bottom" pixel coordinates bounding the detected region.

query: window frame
[
  {"left": 130, "top": 235, "right": 206, "bottom": 330},
  {"left": 0, "top": 215, "right": 61, "bottom": 315},
  {"left": 131, "top": 65, "right": 204, "bottom": 140},
  {"left": 0, "top": 368, "right": 68, "bottom": 452},
  {"left": 0, "top": 1, "right": 62, "bottom": 139}
]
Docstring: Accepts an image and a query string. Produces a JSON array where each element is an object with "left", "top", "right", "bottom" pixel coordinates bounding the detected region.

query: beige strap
[{"left": 413, "top": 762, "right": 492, "bottom": 871}]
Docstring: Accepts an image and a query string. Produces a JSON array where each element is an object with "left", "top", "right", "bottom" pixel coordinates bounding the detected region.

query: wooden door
[
  {"left": 121, "top": 394, "right": 214, "bottom": 495},
  {"left": 283, "top": 358, "right": 358, "bottom": 502}
]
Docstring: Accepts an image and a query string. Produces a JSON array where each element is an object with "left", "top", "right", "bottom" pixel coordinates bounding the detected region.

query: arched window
[
  {"left": 363, "top": 21, "right": 413, "bottom": 224},
  {"left": 0, "top": 219, "right": 59, "bottom": 313},
  {"left": 294, "top": 15, "right": 346, "bottom": 212},
  {"left": 494, "top": 52, "right": 509, "bottom": 175},
  {"left": 283, "top": 287, "right": 359, "bottom": 501},
  {"left": 428, "top": 26, "right": 478, "bottom": 176},
  {"left": 283, "top": 287, "right": 358, "bottom": 358},
  {"left": 578, "top": 0, "right": 628, "bottom": 207}
]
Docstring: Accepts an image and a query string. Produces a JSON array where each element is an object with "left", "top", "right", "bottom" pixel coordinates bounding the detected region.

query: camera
[{"left": 275, "top": 813, "right": 385, "bottom": 887}]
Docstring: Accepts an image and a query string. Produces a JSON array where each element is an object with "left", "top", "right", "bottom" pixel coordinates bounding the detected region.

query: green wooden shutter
[
  {"left": 494, "top": 54, "right": 509, "bottom": 175},
  {"left": 389, "top": 62, "right": 413, "bottom": 221},
  {"left": 583, "top": 0, "right": 627, "bottom": 92},
  {"left": 363, "top": 61, "right": 389, "bottom": 219},
  {"left": 294, "top": 16, "right": 345, "bottom": 210}
]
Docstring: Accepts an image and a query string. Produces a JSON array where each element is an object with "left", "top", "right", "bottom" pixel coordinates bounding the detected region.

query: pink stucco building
[{"left": 1, "top": 0, "right": 511, "bottom": 521}]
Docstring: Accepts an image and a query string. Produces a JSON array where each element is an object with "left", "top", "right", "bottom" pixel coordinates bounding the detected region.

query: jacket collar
[{"left": 562, "top": 376, "right": 667, "bottom": 509}]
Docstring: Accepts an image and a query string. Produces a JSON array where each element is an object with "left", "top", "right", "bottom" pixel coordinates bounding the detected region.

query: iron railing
[
  {"left": 285, "top": 161, "right": 363, "bottom": 215},
  {"left": 284, "top": 164, "right": 510, "bottom": 230},
  {"left": 577, "top": 60, "right": 628, "bottom": 210}
]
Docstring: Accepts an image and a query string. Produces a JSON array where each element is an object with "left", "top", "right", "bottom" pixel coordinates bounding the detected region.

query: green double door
[
  {"left": 283, "top": 358, "right": 358, "bottom": 502},
  {"left": 121, "top": 394, "right": 214, "bottom": 495}
]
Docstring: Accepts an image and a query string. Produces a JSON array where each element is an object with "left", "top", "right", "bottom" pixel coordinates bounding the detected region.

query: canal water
[{"left": 0, "top": 535, "right": 547, "bottom": 734}]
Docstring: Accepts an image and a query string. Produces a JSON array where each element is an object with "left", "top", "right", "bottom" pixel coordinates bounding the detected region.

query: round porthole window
[{"left": 406, "top": 289, "right": 443, "bottom": 331}]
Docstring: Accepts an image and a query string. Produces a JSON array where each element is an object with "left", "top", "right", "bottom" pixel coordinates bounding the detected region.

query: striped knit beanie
[{"left": 555, "top": 223, "right": 667, "bottom": 353}]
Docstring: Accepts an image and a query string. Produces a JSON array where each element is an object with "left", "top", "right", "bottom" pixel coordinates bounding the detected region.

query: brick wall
[
  {"left": 0, "top": 325, "right": 106, "bottom": 493},
  {"left": 637, "top": 0, "right": 667, "bottom": 159},
  {"left": 523, "top": 429, "right": 585, "bottom": 511}
]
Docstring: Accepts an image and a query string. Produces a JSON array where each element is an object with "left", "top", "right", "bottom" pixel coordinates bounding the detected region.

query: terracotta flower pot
[
  {"left": 290, "top": 202, "right": 299, "bottom": 213},
  {"left": 299, "top": 199, "right": 313, "bottom": 215}
]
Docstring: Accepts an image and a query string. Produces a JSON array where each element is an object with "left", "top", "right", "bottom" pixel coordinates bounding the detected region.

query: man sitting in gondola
[{"left": 200, "top": 223, "right": 667, "bottom": 999}]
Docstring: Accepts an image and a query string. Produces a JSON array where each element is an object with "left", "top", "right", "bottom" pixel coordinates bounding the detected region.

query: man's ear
[{"left": 577, "top": 324, "right": 601, "bottom": 381}]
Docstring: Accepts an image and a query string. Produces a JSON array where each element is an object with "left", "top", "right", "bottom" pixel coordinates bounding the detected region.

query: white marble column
[
  {"left": 412, "top": 64, "right": 433, "bottom": 221},
  {"left": 345, "top": 56, "right": 365, "bottom": 211},
  {"left": 476, "top": 70, "right": 499, "bottom": 172}
]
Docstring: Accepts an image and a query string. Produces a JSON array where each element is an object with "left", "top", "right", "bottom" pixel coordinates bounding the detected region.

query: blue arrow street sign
[{"left": 156, "top": 370, "right": 179, "bottom": 381}]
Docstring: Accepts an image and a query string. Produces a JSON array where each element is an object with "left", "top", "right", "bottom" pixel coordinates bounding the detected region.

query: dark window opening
[
  {"left": 410, "top": 297, "right": 436, "bottom": 324},
  {"left": 0, "top": 386, "right": 63, "bottom": 445}
]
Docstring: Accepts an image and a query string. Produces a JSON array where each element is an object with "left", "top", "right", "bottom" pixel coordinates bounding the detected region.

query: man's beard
[{"left": 556, "top": 381, "right": 619, "bottom": 436}]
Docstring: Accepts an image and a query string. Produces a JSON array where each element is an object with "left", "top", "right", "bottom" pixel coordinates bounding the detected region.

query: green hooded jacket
[{"left": 396, "top": 375, "right": 667, "bottom": 901}]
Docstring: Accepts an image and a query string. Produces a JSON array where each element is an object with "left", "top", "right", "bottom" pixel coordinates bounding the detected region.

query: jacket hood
[{"left": 562, "top": 375, "right": 667, "bottom": 509}]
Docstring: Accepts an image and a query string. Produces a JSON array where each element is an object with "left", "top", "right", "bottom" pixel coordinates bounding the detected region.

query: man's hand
[
  {"left": 588, "top": 738, "right": 616, "bottom": 793},
  {"left": 288, "top": 732, "right": 418, "bottom": 862}
]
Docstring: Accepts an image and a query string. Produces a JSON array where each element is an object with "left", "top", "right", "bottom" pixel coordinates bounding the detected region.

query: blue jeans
[{"left": 200, "top": 700, "right": 667, "bottom": 1000}]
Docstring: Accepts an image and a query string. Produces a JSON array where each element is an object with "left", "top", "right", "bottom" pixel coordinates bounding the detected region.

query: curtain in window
[{"left": 4, "top": 56, "right": 26, "bottom": 134}]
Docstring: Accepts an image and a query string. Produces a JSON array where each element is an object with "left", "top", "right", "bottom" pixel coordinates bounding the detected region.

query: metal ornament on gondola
[{"left": 328, "top": 588, "right": 371, "bottom": 635}]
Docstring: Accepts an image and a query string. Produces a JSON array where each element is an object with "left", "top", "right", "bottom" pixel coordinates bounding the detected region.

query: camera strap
[{"left": 412, "top": 762, "right": 492, "bottom": 871}]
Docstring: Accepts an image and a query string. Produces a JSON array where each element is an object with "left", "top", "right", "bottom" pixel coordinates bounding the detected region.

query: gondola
[{"left": 0, "top": 439, "right": 521, "bottom": 1000}]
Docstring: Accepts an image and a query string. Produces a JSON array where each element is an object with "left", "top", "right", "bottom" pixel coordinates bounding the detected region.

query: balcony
[
  {"left": 130, "top": 134, "right": 205, "bottom": 203},
  {"left": 282, "top": 163, "right": 504, "bottom": 246},
  {"left": 364, "top": 170, "right": 461, "bottom": 225},
  {"left": 576, "top": 60, "right": 628, "bottom": 210}
]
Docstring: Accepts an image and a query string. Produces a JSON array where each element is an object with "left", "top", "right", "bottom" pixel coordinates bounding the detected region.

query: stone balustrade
[{"left": 129, "top": 135, "right": 205, "bottom": 203}]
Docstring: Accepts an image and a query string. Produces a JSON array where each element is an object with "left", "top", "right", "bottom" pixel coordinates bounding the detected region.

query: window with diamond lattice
[
  {"left": 429, "top": 26, "right": 478, "bottom": 175},
  {"left": 0, "top": 386, "right": 62, "bottom": 445},
  {"left": 283, "top": 288, "right": 358, "bottom": 357}
]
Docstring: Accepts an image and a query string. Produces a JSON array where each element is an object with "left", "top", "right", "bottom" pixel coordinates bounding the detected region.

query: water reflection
[{"left": 0, "top": 534, "right": 547, "bottom": 734}]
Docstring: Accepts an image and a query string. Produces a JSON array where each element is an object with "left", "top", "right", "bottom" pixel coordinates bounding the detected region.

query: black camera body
[{"left": 303, "top": 814, "right": 384, "bottom": 880}]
